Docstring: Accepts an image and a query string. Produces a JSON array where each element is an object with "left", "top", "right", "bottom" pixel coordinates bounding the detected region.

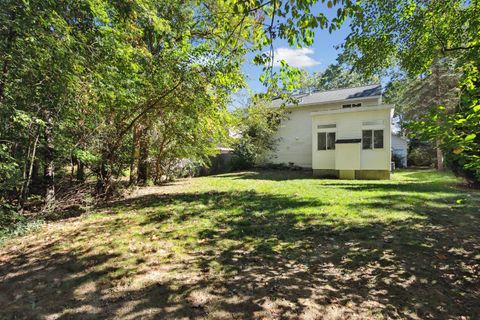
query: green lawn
[{"left": 1, "top": 170, "right": 479, "bottom": 319}]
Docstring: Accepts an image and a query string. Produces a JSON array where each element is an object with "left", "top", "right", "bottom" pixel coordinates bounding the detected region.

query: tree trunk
[
  {"left": 32, "top": 158, "right": 39, "bottom": 185},
  {"left": 96, "top": 160, "right": 113, "bottom": 197},
  {"left": 153, "top": 137, "right": 168, "bottom": 184},
  {"left": 432, "top": 57, "right": 445, "bottom": 171},
  {"left": 76, "top": 159, "right": 85, "bottom": 181},
  {"left": 0, "top": 12, "right": 15, "bottom": 104},
  {"left": 19, "top": 132, "right": 39, "bottom": 210},
  {"left": 129, "top": 124, "right": 141, "bottom": 185},
  {"left": 70, "top": 154, "right": 75, "bottom": 181},
  {"left": 43, "top": 110, "right": 55, "bottom": 211},
  {"left": 154, "top": 156, "right": 161, "bottom": 184},
  {"left": 137, "top": 126, "right": 149, "bottom": 185},
  {"left": 436, "top": 139, "right": 444, "bottom": 171}
]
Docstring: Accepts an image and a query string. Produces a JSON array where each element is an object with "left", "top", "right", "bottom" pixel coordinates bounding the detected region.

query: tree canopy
[
  {"left": 341, "top": 0, "right": 480, "bottom": 182},
  {"left": 294, "top": 63, "right": 379, "bottom": 94},
  {"left": 0, "top": 0, "right": 352, "bottom": 211}
]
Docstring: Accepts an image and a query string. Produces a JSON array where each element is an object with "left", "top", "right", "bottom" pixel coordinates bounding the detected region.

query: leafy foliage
[
  {"left": 407, "top": 140, "right": 437, "bottom": 167},
  {"left": 292, "top": 63, "right": 379, "bottom": 93},
  {"left": 232, "top": 98, "right": 289, "bottom": 169},
  {"left": 408, "top": 64, "right": 480, "bottom": 182},
  {"left": 1, "top": 0, "right": 349, "bottom": 214},
  {"left": 384, "top": 58, "right": 462, "bottom": 134},
  {"left": 341, "top": 0, "right": 480, "bottom": 182}
]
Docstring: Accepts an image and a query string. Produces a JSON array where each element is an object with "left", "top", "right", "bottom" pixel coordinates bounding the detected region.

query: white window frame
[
  {"left": 317, "top": 131, "right": 336, "bottom": 151},
  {"left": 362, "top": 129, "right": 384, "bottom": 150}
]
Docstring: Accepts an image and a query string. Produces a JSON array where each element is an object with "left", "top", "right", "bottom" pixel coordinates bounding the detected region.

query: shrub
[
  {"left": 0, "top": 203, "right": 43, "bottom": 244},
  {"left": 232, "top": 99, "right": 288, "bottom": 169},
  {"left": 392, "top": 153, "right": 406, "bottom": 168},
  {"left": 407, "top": 140, "right": 436, "bottom": 167}
]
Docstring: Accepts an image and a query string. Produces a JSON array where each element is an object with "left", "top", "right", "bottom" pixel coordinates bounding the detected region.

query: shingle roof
[{"left": 272, "top": 84, "right": 382, "bottom": 107}]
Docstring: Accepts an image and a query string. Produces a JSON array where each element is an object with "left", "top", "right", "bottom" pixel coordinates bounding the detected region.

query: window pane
[
  {"left": 327, "top": 132, "right": 336, "bottom": 150},
  {"left": 317, "top": 132, "right": 326, "bottom": 150},
  {"left": 374, "top": 130, "right": 384, "bottom": 148},
  {"left": 352, "top": 103, "right": 362, "bottom": 108},
  {"left": 342, "top": 104, "right": 351, "bottom": 108},
  {"left": 362, "top": 130, "right": 372, "bottom": 149}
]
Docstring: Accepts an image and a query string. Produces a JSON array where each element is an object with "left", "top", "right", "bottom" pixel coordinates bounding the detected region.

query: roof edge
[
  {"left": 310, "top": 104, "right": 394, "bottom": 116},
  {"left": 306, "top": 83, "right": 381, "bottom": 95},
  {"left": 284, "top": 95, "right": 383, "bottom": 109}
]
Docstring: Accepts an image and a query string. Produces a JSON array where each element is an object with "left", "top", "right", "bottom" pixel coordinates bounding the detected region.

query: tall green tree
[
  {"left": 340, "top": 0, "right": 480, "bottom": 180},
  {"left": 232, "top": 97, "right": 289, "bottom": 169},
  {"left": 384, "top": 58, "right": 463, "bottom": 169},
  {"left": 293, "top": 63, "right": 379, "bottom": 94},
  {"left": 1, "top": 0, "right": 355, "bottom": 207}
]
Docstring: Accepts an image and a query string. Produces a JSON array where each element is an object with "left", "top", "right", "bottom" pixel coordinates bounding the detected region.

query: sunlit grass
[{"left": 1, "top": 169, "right": 479, "bottom": 319}]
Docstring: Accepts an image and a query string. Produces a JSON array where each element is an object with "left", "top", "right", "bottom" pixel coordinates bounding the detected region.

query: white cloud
[{"left": 272, "top": 47, "right": 320, "bottom": 68}]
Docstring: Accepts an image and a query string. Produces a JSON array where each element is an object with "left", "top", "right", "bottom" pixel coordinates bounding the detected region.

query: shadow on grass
[
  {"left": 214, "top": 169, "right": 314, "bottom": 181},
  {"left": 215, "top": 168, "right": 448, "bottom": 182},
  {"left": 1, "top": 179, "right": 479, "bottom": 319}
]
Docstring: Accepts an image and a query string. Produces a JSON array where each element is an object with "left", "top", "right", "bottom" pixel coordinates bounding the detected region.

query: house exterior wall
[
  {"left": 311, "top": 107, "right": 392, "bottom": 172},
  {"left": 335, "top": 144, "right": 361, "bottom": 170},
  {"left": 266, "top": 97, "right": 381, "bottom": 167}
]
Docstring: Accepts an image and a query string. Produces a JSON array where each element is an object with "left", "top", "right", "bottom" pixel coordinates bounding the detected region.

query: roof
[{"left": 272, "top": 84, "right": 382, "bottom": 107}]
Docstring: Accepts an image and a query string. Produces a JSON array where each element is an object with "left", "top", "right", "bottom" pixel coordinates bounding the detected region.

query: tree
[
  {"left": 0, "top": 0, "right": 85, "bottom": 210},
  {"left": 314, "top": 63, "right": 379, "bottom": 91},
  {"left": 384, "top": 58, "right": 462, "bottom": 170},
  {"left": 408, "top": 64, "right": 480, "bottom": 183},
  {"left": 340, "top": 0, "right": 480, "bottom": 77},
  {"left": 1, "top": 0, "right": 354, "bottom": 209},
  {"left": 293, "top": 63, "right": 379, "bottom": 94},
  {"left": 232, "top": 98, "right": 289, "bottom": 169},
  {"left": 340, "top": 0, "right": 480, "bottom": 180}
]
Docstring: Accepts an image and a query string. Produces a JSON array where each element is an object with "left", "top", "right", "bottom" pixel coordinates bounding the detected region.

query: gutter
[
  {"left": 273, "top": 95, "right": 383, "bottom": 109},
  {"left": 310, "top": 104, "right": 394, "bottom": 116}
]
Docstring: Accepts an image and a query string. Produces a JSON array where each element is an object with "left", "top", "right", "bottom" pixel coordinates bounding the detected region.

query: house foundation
[{"left": 313, "top": 169, "right": 390, "bottom": 180}]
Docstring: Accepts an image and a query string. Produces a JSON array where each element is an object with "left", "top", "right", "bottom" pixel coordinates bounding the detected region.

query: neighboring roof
[{"left": 272, "top": 84, "right": 382, "bottom": 107}]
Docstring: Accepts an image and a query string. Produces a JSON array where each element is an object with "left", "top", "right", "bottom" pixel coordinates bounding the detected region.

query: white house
[
  {"left": 266, "top": 84, "right": 395, "bottom": 179},
  {"left": 392, "top": 134, "right": 409, "bottom": 168}
]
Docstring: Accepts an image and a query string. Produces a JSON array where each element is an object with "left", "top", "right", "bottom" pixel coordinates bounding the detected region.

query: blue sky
[{"left": 242, "top": 3, "right": 351, "bottom": 94}]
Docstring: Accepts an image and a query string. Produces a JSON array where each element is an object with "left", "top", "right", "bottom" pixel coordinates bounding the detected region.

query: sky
[{"left": 242, "top": 3, "right": 351, "bottom": 95}]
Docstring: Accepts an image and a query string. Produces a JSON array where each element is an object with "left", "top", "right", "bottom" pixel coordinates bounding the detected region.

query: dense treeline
[
  {"left": 340, "top": 0, "right": 480, "bottom": 184},
  {"left": 1, "top": 0, "right": 245, "bottom": 210},
  {"left": 1, "top": 0, "right": 479, "bottom": 223},
  {"left": 0, "top": 0, "right": 351, "bottom": 213}
]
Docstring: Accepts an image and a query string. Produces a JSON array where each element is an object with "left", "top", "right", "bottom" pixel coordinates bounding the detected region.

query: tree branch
[{"left": 442, "top": 44, "right": 480, "bottom": 52}]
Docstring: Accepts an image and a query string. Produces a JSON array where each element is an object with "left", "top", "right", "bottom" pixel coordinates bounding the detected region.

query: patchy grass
[{"left": 1, "top": 169, "right": 479, "bottom": 319}]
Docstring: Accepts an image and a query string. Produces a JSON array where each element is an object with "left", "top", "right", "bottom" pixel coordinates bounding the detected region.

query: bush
[
  {"left": 444, "top": 152, "right": 479, "bottom": 186},
  {"left": 392, "top": 153, "right": 406, "bottom": 168},
  {"left": 0, "top": 203, "right": 43, "bottom": 244},
  {"left": 407, "top": 140, "right": 436, "bottom": 167},
  {"left": 232, "top": 98, "right": 288, "bottom": 169},
  {"left": 231, "top": 137, "right": 256, "bottom": 170}
]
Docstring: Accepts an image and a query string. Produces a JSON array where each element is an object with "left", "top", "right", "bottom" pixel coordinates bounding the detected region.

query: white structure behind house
[
  {"left": 266, "top": 84, "right": 395, "bottom": 179},
  {"left": 392, "top": 134, "right": 409, "bottom": 168}
]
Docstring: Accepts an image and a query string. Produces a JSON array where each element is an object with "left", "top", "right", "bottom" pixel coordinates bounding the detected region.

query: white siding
[
  {"left": 267, "top": 107, "right": 314, "bottom": 167},
  {"left": 336, "top": 144, "right": 361, "bottom": 170},
  {"left": 311, "top": 107, "right": 392, "bottom": 170},
  {"left": 392, "top": 135, "right": 408, "bottom": 167},
  {"left": 266, "top": 98, "right": 381, "bottom": 167}
]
